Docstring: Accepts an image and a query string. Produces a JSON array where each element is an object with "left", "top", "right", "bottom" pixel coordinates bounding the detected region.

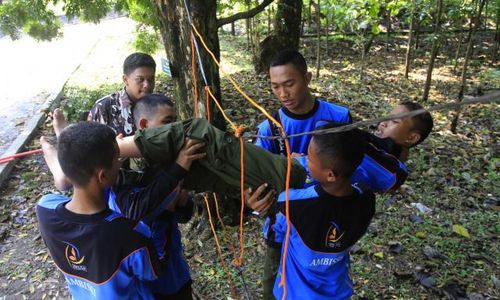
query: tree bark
[
  {"left": 360, "top": 33, "right": 374, "bottom": 80},
  {"left": 404, "top": 1, "right": 417, "bottom": 79},
  {"left": 491, "top": 3, "right": 499, "bottom": 63},
  {"left": 316, "top": 0, "right": 321, "bottom": 78},
  {"left": 153, "top": 0, "right": 224, "bottom": 129},
  {"left": 422, "top": 0, "right": 444, "bottom": 102},
  {"left": 268, "top": 6, "right": 272, "bottom": 34},
  {"left": 386, "top": 7, "right": 391, "bottom": 51},
  {"left": 325, "top": 10, "right": 329, "bottom": 54},
  {"left": 415, "top": 19, "right": 420, "bottom": 49},
  {"left": 255, "top": 0, "right": 303, "bottom": 73},
  {"left": 451, "top": 0, "right": 487, "bottom": 133},
  {"left": 308, "top": 0, "right": 312, "bottom": 30},
  {"left": 454, "top": 19, "right": 464, "bottom": 73},
  {"left": 217, "top": 0, "right": 273, "bottom": 27}
]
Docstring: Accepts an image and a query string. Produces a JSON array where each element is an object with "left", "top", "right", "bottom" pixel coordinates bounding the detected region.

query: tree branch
[{"left": 217, "top": 0, "right": 274, "bottom": 28}]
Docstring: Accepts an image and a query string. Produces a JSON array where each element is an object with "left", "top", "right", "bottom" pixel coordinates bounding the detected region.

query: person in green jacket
[{"left": 117, "top": 117, "right": 307, "bottom": 195}]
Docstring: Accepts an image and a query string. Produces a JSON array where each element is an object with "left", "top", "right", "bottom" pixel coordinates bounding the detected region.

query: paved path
[{"left": 0, "top": 17, "right": 136, "bottom": 156}]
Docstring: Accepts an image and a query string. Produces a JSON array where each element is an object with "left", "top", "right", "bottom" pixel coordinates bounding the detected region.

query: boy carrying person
[
  {"left": 36, "top": 121, "right": 200, "bottom": 299},
  {"left": 271, "top": 124, "right": 375, "bottom": 299},
  {"left": 253, "top": 49, "right": 352, "bottom": 298},
  {"left": 246, "top": 101, "right": 434, "bottom": 298},
  {"left": 41, "top": 94, "right": 201, "bottom": 299}
]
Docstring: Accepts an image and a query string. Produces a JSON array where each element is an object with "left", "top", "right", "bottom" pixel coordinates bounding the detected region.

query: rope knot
[{"left": 234, "top": 126, "right": 245, "bottom": 138}]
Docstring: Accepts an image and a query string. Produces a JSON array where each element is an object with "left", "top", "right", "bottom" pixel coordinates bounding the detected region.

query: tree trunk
[
  {"left": 231, "top": 21, "right": 236, "bottom": 35},
  {"left": 153, "top": 0, "right": 224, "bottom": 129},
  {"left": 308, "top": 0, "right": 312, "bottom": 30},
  {"left": 404, "top": 1, "right": 416, "bottom": 79},
  {"left": 246, "top": 0, "right": 251, "bottom": 48},
  {"left": 491, "top": 4, "right": 499, "bottom": 63},
  {"left": 268, "top": 6, "right": 272, "bottom": 34},
  {"left": 454, "top": 19, "right": 464, "bottom": 73},
  {"left": 360, "top": 33, "right": 374, "bottom": 80},
  {"left": 316, "top": 0, "right": 321, "bottom": 78},
  {"left": 325, "top": 11, "right": 329, "bottom": 54},
  {"left": 415, "top": 20, "right": 420, "bottom": 49},
  {"left": 386, "top": 8, "right": 391, "bottom": 51},
  {"left": 451, "top": 0, "right": 487, "bottom": 133},
  {"left": 422, "top": 0, "right": 444, "bottom": 102},
  {"left": 255, "top": 0, "right": 303, "bottom": 73}
]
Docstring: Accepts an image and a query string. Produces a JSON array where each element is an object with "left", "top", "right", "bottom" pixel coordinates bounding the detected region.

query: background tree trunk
[
  {"left": 308, "top": 0, "right": 312, "bottom": 30},
  {"left": 360, "top": 33, "right": 374, "bottom": 80},
  {"left": 454, "top": 18, "right": 464, "bottom": 73},
  {"left": 422, "top": 0, "right": 444, "bottom": 102},
  {"left": 451, "top": 0, "right": 487, "bottom": 133},
  {"left": 316, "top": 0, "right": 321, "bottom": 78},
  {"left": 386, "top": 6, "right": 391, "bottom": 51},
  {"left": 154, "top": 0, "right": 224, "bottom": 129},
  {"left": 415, "top": 19, "right": 421, "bottom": 49},
  {"left": 255, "top": 0, "right": 303, "bottom": 73},
  {"left": 325, "top": 10, "right": 329, "bottom": 54},
  {"left": 491, "top": 4, "right": 499, "bottom": 63},
  {"left": 404, "top": 1, "right": 417, "bottom": 79}
]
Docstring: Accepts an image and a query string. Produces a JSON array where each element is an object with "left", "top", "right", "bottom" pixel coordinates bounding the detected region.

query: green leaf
[
  {"left": 452, "top": 224, "right": 470, "bottom": 238},
  {"left": 416, "top": 231, "right": 427, "bottom": 239}
]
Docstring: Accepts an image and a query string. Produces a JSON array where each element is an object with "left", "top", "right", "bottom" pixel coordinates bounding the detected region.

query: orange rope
[
  {"left": 278, "top": 140, "right": 292, "bottom": 300},
  {"left": 205, "top": 86, "right": 238, "bottom": 131},
  {"left": 191, "top": 22, "right": 293, "bottom": 295},
  {"left": 204, "top": 86, "right": 211, "bottom": 123},
  {"left": 213, "top": 193, "right": 238, "bottom": 258},
  {"left": 203, "top": 193, "right": 238, "bottom": 299},
  {"left": 190, "top": 34, "right": 199, "bottom": 118},
  {"left": 233, "top": 136, "right": 246, "bottom": 266}
]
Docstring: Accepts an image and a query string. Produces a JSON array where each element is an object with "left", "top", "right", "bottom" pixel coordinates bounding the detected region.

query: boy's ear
[
  {"left": 122, "top": 74, "right": 128, "bottom": 85},
  {"left": 325, "top": 169, "right": 337, "bottom": 183},
  {"left": 406, "top": 131, "right": 421, "bottom": 146},
  {"left": 305, "top": 71, "right": 312, "bottom": 84},
  {"left": 96, "top": 168, "right": 107, "bottom": 186},
  {"left": 139, "top": 118, "right": 148, "bottom": 129}
]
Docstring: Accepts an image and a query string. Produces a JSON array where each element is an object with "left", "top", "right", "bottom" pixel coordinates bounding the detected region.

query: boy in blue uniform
[
  {"left": 127, "top": 94, "right": 195, "bottom": 300},
  {"left": 41, "top": 94, "right": 200, "bottom": 299},
  {"left": 272, "top": 124, "right": 375, "bottom": 299},
  {"left": 249, "top": 101, "right": 433, "bottom": 298},
  {"left": 254, "top": 49, "right": 351, "bottom": 298},
  {"left": 36, "top": 122, "right": 191, "bottom": 299}
]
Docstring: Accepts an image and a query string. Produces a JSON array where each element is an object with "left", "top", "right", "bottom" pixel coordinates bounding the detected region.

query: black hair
[
  {"left": 123, "top": 52, "right": 156, "bottom": 75},
  {"left": 57, "top": 122, "right": 117, "bottom": 187},
  {"left": 312, "top": 123, "right": 366, "bottom": 178},
  {"left": 269, "top": 49, "right": 308, "bottom": 74},
  {"left": 399, "top": 101, "right": 433, "bottom": 146},
  {"left": 133, "top": 93, "right": 175, "bottom": 124}
]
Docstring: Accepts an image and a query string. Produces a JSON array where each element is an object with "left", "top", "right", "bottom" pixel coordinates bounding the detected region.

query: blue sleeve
[
  {"left": 114, "top": 164, "right": 186, "bottom": 221},
  {"left": 273, "top": 212, "right": 287, "bottom": 244},
  {"left": 37, "top": 194, "right": 70, "bottom": 209},
  {"left": 254, "top": 120, "right": 275, "bottom": 152},
  {"left": 126, "top": 247, "right": 159, "bottom": 282}
]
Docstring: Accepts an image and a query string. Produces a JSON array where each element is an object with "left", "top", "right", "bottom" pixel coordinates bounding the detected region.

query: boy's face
[
  {"left": 123, "top": 67, "right": 156, "bottom": 101},
  {"left": 147, "top": 105, "right": 177, "bottom": 128},
  {"left": 375, "top": 105, "right": 420, "bottom": 147},
  {"left": 269, "top": 63, "right": 312, "bottom": 114},
  {"left": 138, "top": 105, "right": 177, "bottom": 129},
  {"left": 306, "top": 138, "right": 333, "bottom": 183}
]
